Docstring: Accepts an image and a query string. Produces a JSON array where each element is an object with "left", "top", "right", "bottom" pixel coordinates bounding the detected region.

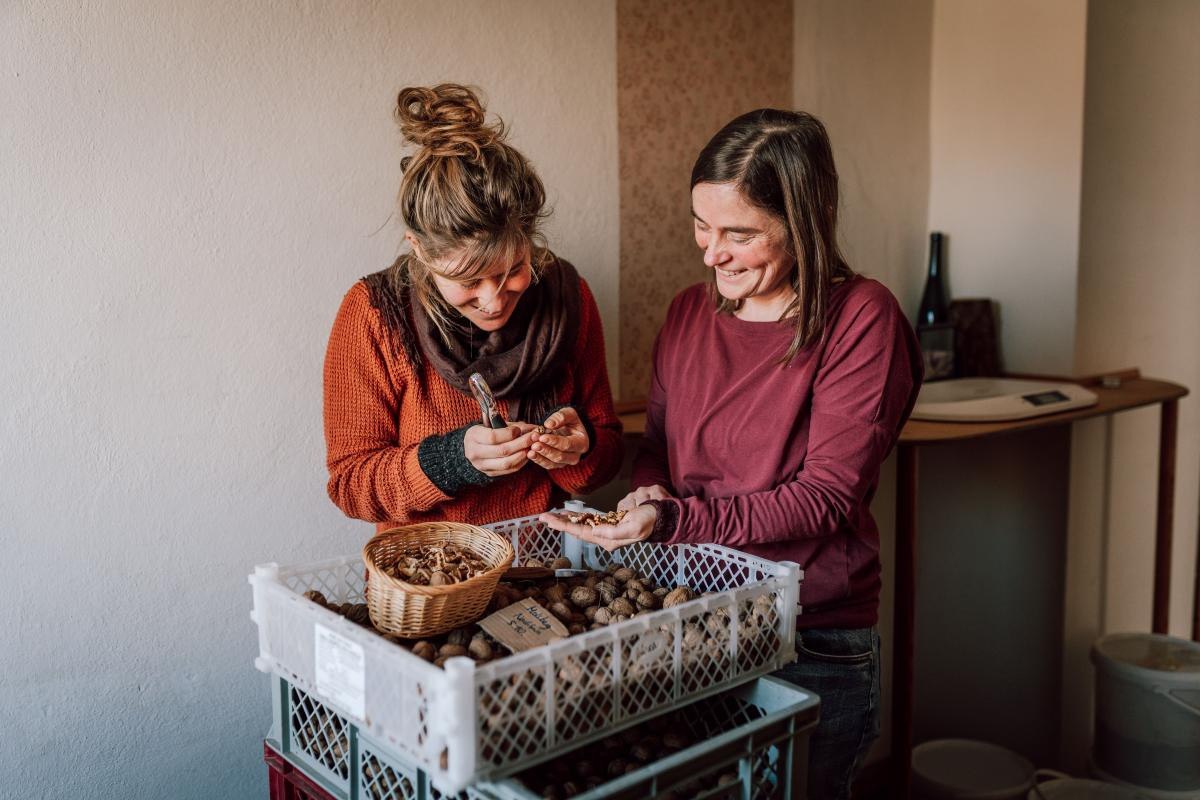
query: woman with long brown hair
[
  {"left": 324, "top": 84, "right": 622, "bottom": 532},
  {"left": 545, "top": 109, "right": 922, "bottom": 798}
]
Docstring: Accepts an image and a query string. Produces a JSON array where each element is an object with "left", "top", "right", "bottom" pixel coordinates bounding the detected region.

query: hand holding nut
[{"left": 527, "top": 407, "right": 590, "bottom": 470}]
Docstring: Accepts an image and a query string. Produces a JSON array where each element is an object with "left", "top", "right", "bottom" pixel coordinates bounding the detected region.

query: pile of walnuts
[
  {"left": 300, "top": 563, "right": 699, "bottom": 667},
  {"left": 302, "top": 590, "right": 503, "bottom": 667},
  {"left": 488, "top": 562, "right": 699, "bottom": 637},
  {"left": 303, "top": 561, "right": 779, "bottom": 678},
  {"left": 516, "top": 707, "right": 739, "bottom": 800},
  {"left": 372, "top": 542, "right": 491, "bottom": 586}
]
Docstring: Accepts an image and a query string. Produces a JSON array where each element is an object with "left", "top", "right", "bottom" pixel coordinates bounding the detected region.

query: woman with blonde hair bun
[{"left": 323, "top": 84, "right": 622, "bottom": 532}]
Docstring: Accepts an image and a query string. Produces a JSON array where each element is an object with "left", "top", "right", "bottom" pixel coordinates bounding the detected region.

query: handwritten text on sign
[{"left": 479, "top": 597, "right": 569, "bottom": 652}]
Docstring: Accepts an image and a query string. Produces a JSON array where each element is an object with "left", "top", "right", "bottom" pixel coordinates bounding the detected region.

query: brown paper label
[{"left": 479, "top": 598, "right": 569, "bottom": 652}]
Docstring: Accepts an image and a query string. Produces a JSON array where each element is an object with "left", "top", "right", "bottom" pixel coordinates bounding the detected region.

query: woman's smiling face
[
  {"left": 424, "top": 245, "right": 534, "bottom": 332},
  {"left": 691, "top": 182, "right": 796, "bottom": 319}
]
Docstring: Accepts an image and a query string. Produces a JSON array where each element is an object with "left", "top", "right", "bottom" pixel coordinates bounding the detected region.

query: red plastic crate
[{"left": 265, "top": 741, "right": 336, "bottom": 800}]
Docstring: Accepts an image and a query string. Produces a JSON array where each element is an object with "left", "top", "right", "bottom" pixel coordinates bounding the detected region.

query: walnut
[
  {"left": 439, "top": 643, "right": 468, "bottom": 659},
  {"left": 412, "top": 641, "right": 437, "bottom": 662},
  {"left": 550, "top": 556, "right": 573, "bottom": 570},
  {"left": 609, "top": 597, "right": 636, "bottom": 617},
  {"left": 662, "top": 587, "right": 697, "bottom": 608},
  {"left": 302, "top": 590, "right": 327, "bottom": 606},
  {"left": 612, "top": 567, "right": 635, "bottom": 584},
  {"left": 663, "top": 731, "right": 689, "bottom": 751},
  {"left": 524, "top": 558, "right": 545, "bottom": 568},
  {"left": 468, "top": 637, "right": 493, "bottom": 662},
  {"left": 635, "top": 591, "right": 660, "bottom": 610},
  {"left": 653, "top": 586, "right": 670, "bottom": 598},
  {"left": 624, "top": 578, "right": 645, "bottom": 594},
  {"left": 705, "top": 613, "right": 730, "bottom": 638},
  {"left": 596, "top": 582, "right": 619, "bottom": 605},
  {"left": 569, "top": 586, "right": 598, "bottom": 608},
  {"left": 593, "top": 607, "right": 615, "bottom": 625},
  {"left": 681, "top": 623, "right": 706, "bottom": 649},
  {"left": 583, "top": 605, "right": 598, "bottom": 621},
  {"left": 346, "top": 604, "right": 371, "bottom": 626},
  {"left": 753, "top": 593, "right": 777, "bottom": 621},
  {"left": 543, "top": 584, "right": 568, "bottom": 605},
  {"left": 446, "top": 628, "right": 472, "bottom": 647}
]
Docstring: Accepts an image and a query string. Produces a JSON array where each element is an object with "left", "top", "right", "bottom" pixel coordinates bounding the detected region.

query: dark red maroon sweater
[{"left": 632, "top": 277, "right": 922, "bottom": 629}]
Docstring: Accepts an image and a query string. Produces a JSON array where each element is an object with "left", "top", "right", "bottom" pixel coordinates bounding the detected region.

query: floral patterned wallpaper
[{"left": 617, "top": 0, "right": 793, "bottom": 399}]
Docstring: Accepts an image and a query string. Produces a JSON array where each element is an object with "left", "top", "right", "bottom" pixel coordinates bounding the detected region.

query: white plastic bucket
[
  {"left": 912, "top": 739, "right": 1035, "bottom": 799},
  {"left": 1090, "top": 755, "right": 1200, "bottom": 800},
  {"left": 1092, "top": 633, "right": 1200, "bottom": 793},
  {"left": 1029, "top": 768, "right": 1151, "bottom": 799}
]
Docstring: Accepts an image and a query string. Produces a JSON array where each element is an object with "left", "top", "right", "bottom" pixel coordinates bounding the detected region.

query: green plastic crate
[{"left": 266, "top": 674, "right": 818, "bottom": 800}]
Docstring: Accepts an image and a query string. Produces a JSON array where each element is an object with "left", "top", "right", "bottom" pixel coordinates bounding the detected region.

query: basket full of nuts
[{"left": 363, "top": 522, "right": 515, "bottom": 638}]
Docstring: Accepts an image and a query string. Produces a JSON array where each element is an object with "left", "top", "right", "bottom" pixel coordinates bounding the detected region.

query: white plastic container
[
  {"left": 1029, "top": 769, "right": 1151, "bottom": 799},
  {"left": 1091, "top": 633, "right": 1200, "bottom": 794},
  {"left": 912, "top": 738, "right": 1035, "bottom": 799},
  {"left": 249, "top": 506, "right": 801, "bottom": 794}
]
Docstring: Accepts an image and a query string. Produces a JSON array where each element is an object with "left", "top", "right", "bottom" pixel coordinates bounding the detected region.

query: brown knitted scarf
[{"left": 364, "top": 253, "right": 581, "bottom": 424}]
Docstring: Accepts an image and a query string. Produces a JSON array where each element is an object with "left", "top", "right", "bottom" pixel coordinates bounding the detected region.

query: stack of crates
[{"left": 250, "top": 504, "right": 820, "bottom": 799}]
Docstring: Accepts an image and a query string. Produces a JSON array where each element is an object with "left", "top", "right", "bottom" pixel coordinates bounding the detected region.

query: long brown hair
[
  {"left": 691, "top": 109, "right": 854, "bottom": 363},
  {"left": 393, "top": 84, "right": 550, "bottom": 343}
]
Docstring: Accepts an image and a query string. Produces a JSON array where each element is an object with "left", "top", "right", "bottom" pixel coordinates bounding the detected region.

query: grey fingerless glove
[{"left": 417, "top": 423, "right": 493, "bottom": 496}]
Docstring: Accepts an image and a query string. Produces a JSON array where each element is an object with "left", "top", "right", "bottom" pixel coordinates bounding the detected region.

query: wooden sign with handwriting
[{"left": 479, "top": 598, "right": 569, "bottom": 652}]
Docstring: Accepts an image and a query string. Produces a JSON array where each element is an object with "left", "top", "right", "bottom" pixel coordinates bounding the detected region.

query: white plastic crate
[{"left": 250, "top": 505, "right": 801, "bottom": 794}]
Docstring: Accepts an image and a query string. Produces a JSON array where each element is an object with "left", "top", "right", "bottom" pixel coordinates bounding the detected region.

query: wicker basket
[{"left": 362, "top": 522, "right": 515, "bottom": 638}]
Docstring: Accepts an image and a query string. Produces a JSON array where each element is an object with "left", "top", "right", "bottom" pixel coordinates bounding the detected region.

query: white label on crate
[{"left": 314, "top": 624, "right": 365, "bottom": 720}]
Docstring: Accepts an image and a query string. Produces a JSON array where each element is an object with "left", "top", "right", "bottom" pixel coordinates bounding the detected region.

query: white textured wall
[
  {"left": 927, "top": 0, "right": 1087, "bottom": 375},
  {"left": 0, "top": 2, "right": 617, "bottom": 797},
  {"left": 793, "top": 0, "right": 934, "bottom": 768},
  {"left": 1061, "top": 0, "right": 1200, "bottom": 772}
]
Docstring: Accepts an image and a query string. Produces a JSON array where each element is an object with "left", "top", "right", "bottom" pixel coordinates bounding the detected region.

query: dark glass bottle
[{"left": 917, "top": 232, "right": 955, "bottom": 379}]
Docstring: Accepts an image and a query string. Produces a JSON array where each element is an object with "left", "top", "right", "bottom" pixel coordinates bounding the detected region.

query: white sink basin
[{"left": 912, "top": 378, "right": 1098, "bottom": 422}]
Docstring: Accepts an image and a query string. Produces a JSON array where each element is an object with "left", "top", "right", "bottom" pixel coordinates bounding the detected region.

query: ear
[{"left": 403, "top": 231, "right": 422, "bottom": 259}]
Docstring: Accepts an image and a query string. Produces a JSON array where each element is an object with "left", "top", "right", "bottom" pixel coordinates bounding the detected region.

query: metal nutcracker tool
[{"left": 468, "top": 372, "right": 507, "bottom": 429}]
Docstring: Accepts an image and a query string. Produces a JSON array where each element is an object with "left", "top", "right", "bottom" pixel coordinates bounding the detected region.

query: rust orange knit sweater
[{"left": 324, "top": 274, "right": 623, "bottom": 534}]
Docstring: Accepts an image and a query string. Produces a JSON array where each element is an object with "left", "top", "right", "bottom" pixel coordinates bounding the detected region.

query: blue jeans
[{"left": 774, "top": 627, "right": 881, "bottom": 800}]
